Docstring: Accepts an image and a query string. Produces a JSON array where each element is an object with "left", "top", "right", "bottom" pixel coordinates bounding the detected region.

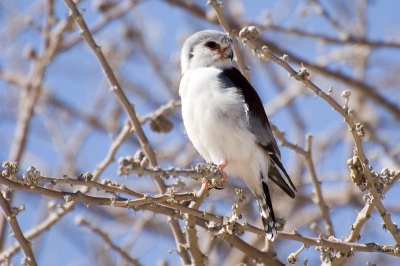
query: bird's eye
[{"left": 205, "top": 41, "right": 219, "bottom": 49}]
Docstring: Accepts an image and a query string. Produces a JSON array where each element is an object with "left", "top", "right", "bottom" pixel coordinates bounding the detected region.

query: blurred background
[{"left": 0, "top": 0, "right": 400, "bottom": 265}]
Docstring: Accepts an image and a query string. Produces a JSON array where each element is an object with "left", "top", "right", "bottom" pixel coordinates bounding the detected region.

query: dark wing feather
[
  {"left": 219, "top": 67, "right": 297, "bottom": 196},
  {"left": 264, "top": 143, "right": 297, "bottom": 195}
]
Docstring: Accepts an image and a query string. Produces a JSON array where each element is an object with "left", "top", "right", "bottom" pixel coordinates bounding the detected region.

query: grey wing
[
  {"left": 247, "top": 108, "right": 296, "bottom": 198},
  {"left": 220, "top": 67, "right": 296, "bottom": 197},
  {"left": 248, "top": 113, "right": 280, "bottom": 158}
]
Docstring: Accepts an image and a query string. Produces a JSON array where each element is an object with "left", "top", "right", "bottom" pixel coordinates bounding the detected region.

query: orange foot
[
  {"left": 215, "top": 161, "right": 228, "bottom": 190},
  {"left": 201, "top": 178, "right": 210, "bottom": 190}
]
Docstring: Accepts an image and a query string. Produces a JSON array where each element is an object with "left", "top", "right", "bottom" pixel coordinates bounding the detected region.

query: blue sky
[{"left": 1, "top": 0, "right": 400, "bottom": 265}]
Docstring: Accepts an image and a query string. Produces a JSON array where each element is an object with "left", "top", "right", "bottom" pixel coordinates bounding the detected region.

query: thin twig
[
  {"left": 207, "top": 0, "right": 249, "bottom": 80},
  {"left": 0, "top": 202, "right": 72, "bottom": 261},
  {"left": 309, "top": 0, "right": 349, "bottom": 38},
  {"left": 0, "top": 175, "right": 194, "bottom": 210},
  {"left": 0, "top": 122, "right": 131, "bottom": 261},
  {"left": 239, "top": 26, "right": 400, "bottom": 245},
  {"left": 139, "top": 100, "right": 181, "bottom": 124},
  {"left": 222, "top": 234, "right": 283, "bottom": 266},
  {"left": 0, "top": 194, "right": 38, "bottom": 266},
  {"left": 141, "top": 201, "right": 400, "bottom": 258},
  {"left": 271, "top": 125, "right": 334, "bottom": 237},
  {"left": 59, "top": 0, "right": 139, "bottom": 51},
  {"left": 62, "top": 2, "right": 191, "bottom": 263},
  {"left": 0, "top": 169, "right": 399, "bottom": 260},
  {"left": 163, "top": 0, "right": 400, "bottom": 119},
  {"left": 262, "top": 24, "right": 400, "bottom": 49},
  {"left": 1, "top": 14, "right": 72, "bottom": 253},
  {"left": 305, "top": 135, "right": 334, "bottom": 237},
  {"left": 287, "top": 244, "right": 307, "bottom": 264},
  {"left": 77, "top": 218, "right": 141, "bottom": 266},
  {"left": 62, "top": 0, "right": 158, "bottom": 170},
  {"left": 119, "top": 162, "right": 222, "bottom": 182},
  {"left": 144, "top": 204, "right": 283, "bottom": 265},
  {"left": 184, "top": 185, "right": 209, "bottom": 265},
  {"left": 330, "top": 172, "right": 400, "bottom": 265}
]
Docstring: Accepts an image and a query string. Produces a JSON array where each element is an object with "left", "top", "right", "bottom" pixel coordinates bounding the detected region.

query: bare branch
[
  {"left": 2, "top": 1, "right": 400, "bottom": 264},
  {"left": 240, "top": 25, "right": 400, "bottom": 248},
  {"left": 59, "top": 0, "right": 139, "bottom": 51},
  {"left": 184, "top": 186, "right": 209, "bottom": 265},
  {"left": 305, "top": 135, "right": 334, "bottom": 237},
  {"left": 0, "top": 194, "right": 37, "bottom": 266},
  {"left": 164, "top": 0, "right": 400, "bottom": 119},
  {"left": 271, "top": 126, "right": 334, "bottom": 237},
  {"left": 207, "top": 0, "right": 249, "bottom": 79},
  {"left": 0, "top": 121, "right": 131, "bottom": 261},
  {"left": 62, "top": 3, "right": 191, "bottom": 262},
  {"left": 262, "top": 24, "right": 400, "bottom": 49},
  {"left": 330, "top": 172, "right": 400, "bottom": 265},
  {"left": 76, "top": 218, "right": 141, "bottom": 266}
]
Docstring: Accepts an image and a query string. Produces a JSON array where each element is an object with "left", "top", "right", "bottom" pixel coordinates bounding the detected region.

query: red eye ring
[{"left": 205, "top": 41, "right": 220, "bottom": 50}]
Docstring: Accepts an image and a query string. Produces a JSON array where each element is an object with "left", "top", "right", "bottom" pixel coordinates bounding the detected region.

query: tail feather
[{"left": 255, "top": 179, "right": 277, "bottom": 241}]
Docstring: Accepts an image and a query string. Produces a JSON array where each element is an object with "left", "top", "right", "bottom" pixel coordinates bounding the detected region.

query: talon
[
  {"left": 215, "top": 172, "right": 227, "bottom": 189},
  {"left": 216, "top": 161, "right": 228, "bottom": 189},
  {"left": 215, "top": 182, "right": 225, "bottom": 190},
  {"left": 202, "top": 178, "right": 211, "bottom": 190}
]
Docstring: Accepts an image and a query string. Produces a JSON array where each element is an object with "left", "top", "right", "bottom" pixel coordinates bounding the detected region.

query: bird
[{"left": 179, "top": 30, "right": 296, "bottom": 241}]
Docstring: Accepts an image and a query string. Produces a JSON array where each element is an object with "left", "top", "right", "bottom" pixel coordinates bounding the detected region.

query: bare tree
[{"left": 0, "top": 0, "right": 399, "bottom": 265}]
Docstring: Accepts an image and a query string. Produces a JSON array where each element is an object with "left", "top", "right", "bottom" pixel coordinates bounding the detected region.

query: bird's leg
[
  {"left": 216, "top": 160, "right": 228, "bottom": 189},
  {"left": 202, "top": 161, "right": 229, "bottom": 190},
  {"left": 219, "top": 160, "right": 229, "bottom": 170}
]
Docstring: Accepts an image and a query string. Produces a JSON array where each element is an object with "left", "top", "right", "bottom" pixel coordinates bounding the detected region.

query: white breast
[{"left": 179, "top": 67, "right": 268, "bottom": 186}]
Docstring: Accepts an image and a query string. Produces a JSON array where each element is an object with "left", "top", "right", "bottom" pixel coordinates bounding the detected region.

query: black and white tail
[
  {"left": 255, "top": 150, "right": 297, "bottom": 241},
  {"left": 256, "top": 180, "right": 277, "bottom": 241}
]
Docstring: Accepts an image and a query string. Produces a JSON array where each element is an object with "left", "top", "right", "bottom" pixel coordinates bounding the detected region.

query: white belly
[{"left": 179, "top": 67, "right": 269, "bottom": 185}]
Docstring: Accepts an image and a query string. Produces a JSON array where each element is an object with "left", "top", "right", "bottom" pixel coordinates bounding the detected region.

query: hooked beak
[
  {"left": 224, "top": 48, "right": 234, "bottom": 61},
  {"left": 220, "top": 46, "right": 234, "bottom": 61}
]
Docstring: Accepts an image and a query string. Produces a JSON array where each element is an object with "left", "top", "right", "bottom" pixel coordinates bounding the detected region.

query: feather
[
  {"left": 220, "top": 67, "right": 296, "bottom": 197},
  {"left": 179, "top": 30, "right": 296, "bottom": 241},
  {"left": 256, "top": 178, "right": 277, "bottom": 240}
]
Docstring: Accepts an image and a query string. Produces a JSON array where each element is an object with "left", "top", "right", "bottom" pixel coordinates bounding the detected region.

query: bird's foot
[
  {"left": 201, "top": 178, "right": 211, "bottom": 190},
  {"left": 218, "top": 160, "right": 229, "bottom": 170},
  {"left": 215, "top": 161, "right": 228, "bottom": 190}
]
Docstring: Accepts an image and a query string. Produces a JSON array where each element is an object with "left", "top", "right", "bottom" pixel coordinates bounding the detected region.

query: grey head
[{"left": 181, "top": 30, "right": 234, "bottom": 75}]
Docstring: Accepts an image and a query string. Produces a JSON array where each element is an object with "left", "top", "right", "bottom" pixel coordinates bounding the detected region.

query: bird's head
[{"left": 181, "top": 30, "right": 234, "bottom": 75}]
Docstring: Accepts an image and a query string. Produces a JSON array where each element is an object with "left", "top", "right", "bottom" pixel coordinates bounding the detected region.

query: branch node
[
  {"left": 327, "top": 86, "right": 333, "bottom": 95},
  {"left": 280, "top": 54, "right": 289, "bottom": 61},
  {"left": 297, "top": 63, "right": 310, "bottom": 79}
]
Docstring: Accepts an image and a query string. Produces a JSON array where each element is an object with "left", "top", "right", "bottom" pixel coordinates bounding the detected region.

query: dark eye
[{"left": 205, "top": 41, "right": 218, "bottom": 49}]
